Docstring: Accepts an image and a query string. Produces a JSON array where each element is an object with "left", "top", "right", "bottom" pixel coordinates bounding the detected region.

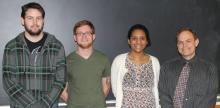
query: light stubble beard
[{"left": 77, "top": 42, "right": 93, "bottom": 49}]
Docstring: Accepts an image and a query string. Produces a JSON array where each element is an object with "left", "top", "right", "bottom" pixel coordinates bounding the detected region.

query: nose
[
  {"left": 136, "top": 38, "right": 141, "bottom": 44},
  {"left": 182, "top": 42, "right": 188, "bottom": 48},
  {"left": 32, "top": 18, "right": 38, "bottom": 25}
]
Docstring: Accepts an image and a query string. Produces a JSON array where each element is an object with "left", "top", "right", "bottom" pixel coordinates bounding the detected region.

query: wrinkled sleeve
[
  {"left": 102, "top": 57, "right": 111, "bottom": 77},
  {"left": 197, "top": 64, "right": 218, "bottom": 108},
  {"left": 152, "top": 57, "right": 161, "bottom": 108},
  {"left": 111, "top": 56, "right": 120, "bottom": 97},
  {"left": 2, "top": 45, "right": 36, "bottom": 107},
  {"left": 41, "top": 45, "right": 66, "bottom": 107},
  {"left": 158, "top": 64, "right": 174, "bottom": 108}
]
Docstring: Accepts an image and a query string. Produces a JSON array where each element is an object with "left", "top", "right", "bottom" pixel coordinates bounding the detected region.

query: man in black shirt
[{"left": 159, "top": 28, "right": 218, "bottom": 108}]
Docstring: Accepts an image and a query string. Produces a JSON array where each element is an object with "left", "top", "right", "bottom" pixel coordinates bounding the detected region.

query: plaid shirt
[{"left": 2, "top": 32, "right": 66, "bottom": 108}]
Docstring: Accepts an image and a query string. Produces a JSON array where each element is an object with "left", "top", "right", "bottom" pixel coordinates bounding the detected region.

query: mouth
[
  {"left": 133, "top": 45, "right": 143, "bottom": 49},
  {"left": 31, "top": 27, "right": 40, "bottom": 31}
]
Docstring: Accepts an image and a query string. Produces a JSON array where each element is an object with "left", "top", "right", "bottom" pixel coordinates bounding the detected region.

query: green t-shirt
[{"left": 67, "top": 49, "right": 111, "bottom": 108}]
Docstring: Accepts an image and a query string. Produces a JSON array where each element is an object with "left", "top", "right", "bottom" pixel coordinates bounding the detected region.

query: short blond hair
[{"left": 73, "top": 20, "right": 95, "bottom": 35}]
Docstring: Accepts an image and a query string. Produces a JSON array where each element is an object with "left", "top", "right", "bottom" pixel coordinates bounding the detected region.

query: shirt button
[{"left": 185, "top": 98, "right": 188, "bottom": 101}]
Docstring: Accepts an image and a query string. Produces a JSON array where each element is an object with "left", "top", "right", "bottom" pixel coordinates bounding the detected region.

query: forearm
[
  {"left": 41, "top": 81, "right": 65, "bottom": 107},
  {"left": 102, "top": 77, "right": 110, "bottom": 97},
  {"left": 198, "top": 78, "right": 218, "bottom": 107},
  {"left": 111, "top": 57, "right": 120, "bottom": 97},
  {"left": 60, "top": 82, "right": 68, "bottom": 102},
  {"left": 41, "top": 66, "right": 66, "bottom": 106},
  {"left": 3, "top": 73, "right": 36, "bottom": 107}
]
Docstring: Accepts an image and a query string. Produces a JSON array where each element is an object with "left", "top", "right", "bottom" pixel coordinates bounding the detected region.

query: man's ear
[
  {"left": 195, "top": 38, "right": 199, "bottom": 47},
  {"left": 92, "top": 34, "right": 96, "bottom": 41},
  {"left": 21, "top": 17, "right": 24, "bottom": 26},
  {"left": 73, "top": 35, "right": 77, "bottom": 42}
]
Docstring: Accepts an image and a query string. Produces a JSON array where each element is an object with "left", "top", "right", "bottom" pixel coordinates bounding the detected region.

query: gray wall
[{"left": 0, "top": 0, "right": 220, "bottom": 105}]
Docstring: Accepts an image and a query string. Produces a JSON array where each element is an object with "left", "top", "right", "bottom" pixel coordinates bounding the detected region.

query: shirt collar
[{"left": 180, "top": 55, "right": 198, "bottom": 64}]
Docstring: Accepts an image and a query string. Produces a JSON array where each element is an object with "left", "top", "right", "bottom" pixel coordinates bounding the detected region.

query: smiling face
[
  {"left": 21, "top": 8, "right": 44, "bottom": 36},
  {"left": 74, "top": 25, "right": 95, "bottom": 49},
  {"left": 177, "top": 31, "right": 199, "bottom": 60},
  {"left": 128, "top": 29, "right": 148, "bottom": 53}
]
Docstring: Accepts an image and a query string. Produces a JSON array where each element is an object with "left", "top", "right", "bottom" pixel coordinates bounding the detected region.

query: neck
[
  {"left": 76, "top": 46, "right": 93, "bottom": 59},
  {"left": 129, "top": 51, "right": 145, "bottom": 59},
  {"left": 24, "top": 32, "right": 44, "bottom": 42},
  {"left": 128, "top": 51, "right": 149, "bottom": 65},
  {"left": 183, "top": 53, "right": 195, "bottom": 60}
]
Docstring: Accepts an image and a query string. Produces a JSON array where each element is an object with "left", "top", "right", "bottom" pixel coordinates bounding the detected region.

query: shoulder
[
  {"left": 67, "top": 52, "right": 78, "bottom": 62},
  {"left": 5, "top": 38, "right": 17, "bottom": 48},
  {"left": 5, "top": 33, "right": 24, "bottom": 49},
  {"left": 45, "top": 32, "right": 64, "bottom": 46},
  {"left": 197, "top": 58, "right": 214, "bottom": 66},
  {"left": 67, "top": 52, "right": 75, "bottom": 59},
  {"left": 66, "top": 52, "right": 76, "bottom": 65},
  {"left": 197, "top": 58, "right": 217, "bottom": 71},
  {"left": 149, "top": 55, "right": 159, "bottom": 62},
  {"left": 93, "top": 49, "right": 110, "bottom": 62},
  {"left": 111, "top": 53, "right": 128, "bottom": 67},
  {"left": 161, "top": 57, "right": 181, "bottom": 68},
  {"left": 94, "top": 49, "right": 107, "bottom": 57},
  {"left": 113, "top": 53, "right": 128, "bottom": 62},
  {"left": 94, "top": 50, "right": 107, "bottom": 58}
]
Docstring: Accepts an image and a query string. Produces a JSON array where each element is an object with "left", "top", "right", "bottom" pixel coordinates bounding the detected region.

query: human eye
[
  {"left": 26, "top": 16, "right": 33, "bottom": 20},
  {"left": 140, "top": 37, "right": 146, "bottom": 40},
  {"left": 76, "top": 32, "right": 83, "bottom": 36},
  {"left": 186, "top": 40, "right": 192, "bottom": 43},
  {"left": 85, "top": 32, "right": 92, "bottom": 36},
  {"left": 130, "top": 37, "right": 137, "bottom": 41},
  {"left": 177, "top": 41, "right": 182, "bottom": 45},
  {"left": 36, "top": 17, "right": 43, "bottom": 21},
  {"left": 85, "top": 32, "right": 90, "bottom": 35}
]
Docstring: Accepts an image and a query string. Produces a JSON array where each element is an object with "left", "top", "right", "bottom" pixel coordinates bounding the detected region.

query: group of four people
[{"left": 2, "top": 2, "right": 218, "bottom": 108}]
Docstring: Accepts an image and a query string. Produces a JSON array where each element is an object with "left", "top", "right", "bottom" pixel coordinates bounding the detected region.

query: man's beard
[
  {"left": 77, "top": 42, "right": 93, "bottom": 49},
  {"left": 24, "top": 24, "right": 44, "bottom": 36}
]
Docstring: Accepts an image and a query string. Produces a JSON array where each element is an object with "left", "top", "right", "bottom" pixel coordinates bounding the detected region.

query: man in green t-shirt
[{"left": 61, "top": 20, "right": 111, "bottom": 108}]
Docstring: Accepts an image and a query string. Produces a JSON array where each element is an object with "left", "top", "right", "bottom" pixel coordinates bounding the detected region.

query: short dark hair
[
  {"left": 73, "top": 20, "right": 95, "bottom": 35},
  {"left": 176, "top": 27, "right": 198, "bottom": 40},
  {"left": 21, "top": 2, "right": 45, "bottom": 18},
  {"left": 127, "top": 24, "right": 151, "bottom": 47}
]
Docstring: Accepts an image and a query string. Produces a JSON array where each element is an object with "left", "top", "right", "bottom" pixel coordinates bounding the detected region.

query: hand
[{"left": 60, "top": 83, "right": 68, "bottom": 102}]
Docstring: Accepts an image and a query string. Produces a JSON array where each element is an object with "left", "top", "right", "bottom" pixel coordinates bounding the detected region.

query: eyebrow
[{"left": 178, "top": 38, "right": 193, "bottom": 42}]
